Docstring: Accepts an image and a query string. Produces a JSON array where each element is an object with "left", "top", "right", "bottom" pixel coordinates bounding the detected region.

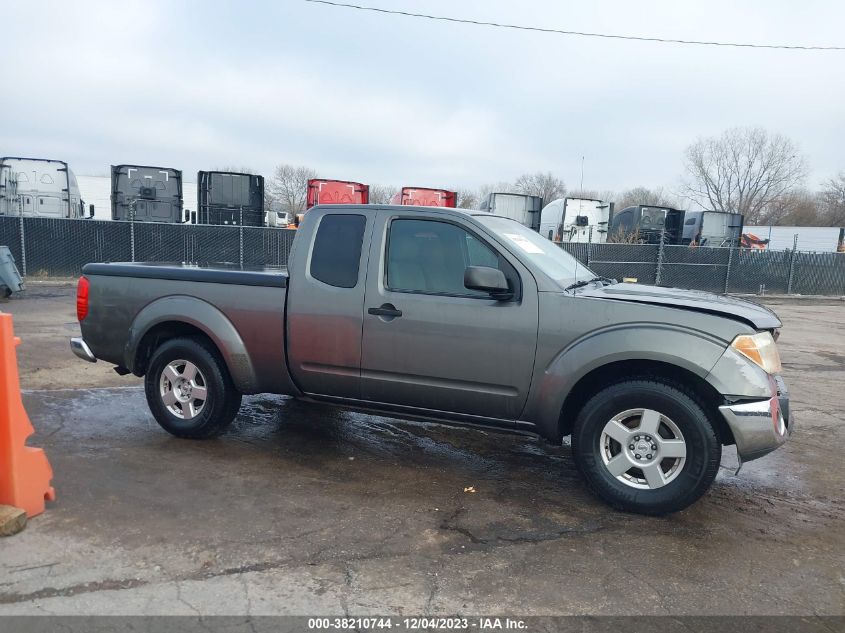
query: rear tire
[
  {"left": 572, "top": 379, "right": 720, "bottom": 515},
  {"left": 144, "top": 337, "right": 242, "bottom": 439}
]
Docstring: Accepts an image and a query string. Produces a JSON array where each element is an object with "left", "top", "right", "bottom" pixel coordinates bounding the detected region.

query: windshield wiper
[{"left": 564, "top": 276, "right": 616, "bottom": 292}]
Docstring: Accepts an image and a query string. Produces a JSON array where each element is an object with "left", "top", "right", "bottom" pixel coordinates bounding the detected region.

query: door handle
[{"left": 368, "top": 304, "right": 402, "bottom": 318}]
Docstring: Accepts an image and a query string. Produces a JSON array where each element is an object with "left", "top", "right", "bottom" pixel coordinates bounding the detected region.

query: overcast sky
[{"left": 4, "top": 0, "right": 843, "bottom": 196}]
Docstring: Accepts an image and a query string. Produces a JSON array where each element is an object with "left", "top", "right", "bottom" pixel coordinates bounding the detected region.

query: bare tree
[
  {"left": 212, "top": 165, "right": 255, "bottom": 174},
  {"left": 819, "top": 172, "right": 845, "bottom": 226},
  {"left": 455, "top": 188, "right": 479, "bottom": 209},
  {"left": 268, "top": 164, "right": 317, "bottom": 214},
  {"left": 758, "top": 189, "right": 823, "bottom": 226},
  {"left": 567, "top": 188, "right": 617, "bottom": 204},
  {"left": 614, "top": 186, "right": 676, "bottom": 210},
  {"left": 476, "top": 180, "right": 514, "bottom": 203},
  {"left": 682, "top": 127, "right": 808, "bottom": 225},
  {"left": 513, "top": 172, "right": 566, "bottom": 204},
  {"left": 368, "top": 184, "right": 398, "bottom": 205}
]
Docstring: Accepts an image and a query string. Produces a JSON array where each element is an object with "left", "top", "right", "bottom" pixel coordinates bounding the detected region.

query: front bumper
[
  {"left": 70, "top": 337, "right": 97, "bottom": 363},
  {"left": 719, "top": 376, "right": 793, "bottom": 462}
]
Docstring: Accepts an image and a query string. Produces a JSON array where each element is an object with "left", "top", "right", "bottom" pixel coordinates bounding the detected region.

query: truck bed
[{"left": 80, "top": 262, "right": 294, "bottom": 395}]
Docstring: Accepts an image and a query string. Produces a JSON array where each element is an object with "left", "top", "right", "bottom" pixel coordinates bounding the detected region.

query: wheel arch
[
  {"left": 126, "top": 296, "right": 257, "bottom": 393},
  {"left": 558, "top": 359, "right": 734, "bottom": 446}
]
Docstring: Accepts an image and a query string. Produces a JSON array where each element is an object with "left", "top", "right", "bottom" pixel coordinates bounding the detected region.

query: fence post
[
  {"left": 18, "top": 210, "right": 26, "bottom": 278},
  {"left": 129, "top": 202, "right": 136, "bottom": 263},
  {"left": 655, "top": 229, "right": 666, "bottom": 286},
  {"left": 239, "top": 208, "right": 244, "bottom": 268},
  {"left": 724, "top": 246, "right": 734, "bottom": 294},
  {"left": 586, "top": 226, "right": 593, "bottom": 265},
  {"left": 786, "top": 234, "right": 798, "bottom": 295}
]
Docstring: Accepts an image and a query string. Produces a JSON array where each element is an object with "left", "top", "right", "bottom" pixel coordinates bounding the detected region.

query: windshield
[{"left": 474, "top": 215, "right": 595, "bottom": 287}]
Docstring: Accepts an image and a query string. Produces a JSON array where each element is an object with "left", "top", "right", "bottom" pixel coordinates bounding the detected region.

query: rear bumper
[
  {"left": 719, "top": 378, "right": 792, "bottom": 462},
  {"left": 70, "top": 337, "right": 97, "bottom": 363}
]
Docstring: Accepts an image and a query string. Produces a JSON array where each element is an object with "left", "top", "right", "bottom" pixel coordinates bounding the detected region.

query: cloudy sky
[{"left": 4, "top": 0, "right": 843, "bottom": 196}]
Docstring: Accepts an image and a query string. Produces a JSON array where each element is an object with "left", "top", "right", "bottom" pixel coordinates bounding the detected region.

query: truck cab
[
  {"left": 477, "top": 193, "right": 543, "bottom": 231},
  {"left": 539, "top": 197, "right": 611, "bottom": 243},
  {"left": 306, "top": 179, "right": 369, "bottom": 209},
  {"left": 111, "top": 164, "right": 185, "bottom": 223},
  {"left": 390, "top": 187, "right": 457, "bottom": 207},
  {"left": 0, "top": 157, "right": 86, "bottom": 218},
  {"left": 197, "top": 171, "right": 265, "bottom": 226},
  {"left": 610, "top": 205, "right": 686, "bottom": 244},
  {"left": 682, "top": 210, "right": 745, "bottom": 247}
]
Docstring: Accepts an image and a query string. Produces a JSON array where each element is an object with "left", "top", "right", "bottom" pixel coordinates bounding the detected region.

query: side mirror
[
  {"left": 88, "top": 204, "right": 95, "bottom": 218},
  {"left": 464, "top": 266, "right": 513, "bottom": 300},
  {"left": 191, "top": 211, "right": 197, "bottom": 224},
  {"left": 184, "top": 209, "right": 191, "bottom": 223}
]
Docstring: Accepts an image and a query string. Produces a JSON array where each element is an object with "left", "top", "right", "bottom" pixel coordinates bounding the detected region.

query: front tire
[
  {"left": 144, "top": 337, "right": 242, "bottom": 439},
  {"left": 572, "top": 379, "right": 720, "bottom": 515}
]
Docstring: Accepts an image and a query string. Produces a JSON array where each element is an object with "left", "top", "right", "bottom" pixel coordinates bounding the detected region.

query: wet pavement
[{"left": 0, "top": 287, "right": 843, "bottom": 615}]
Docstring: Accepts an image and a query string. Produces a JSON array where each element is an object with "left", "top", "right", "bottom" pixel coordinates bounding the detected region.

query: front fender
[
  {"left": 125, "top": 295, "right": 258, "bottom": 393},
  {"left": 528, "top": 322, "right": 728, "bottom": 440}
]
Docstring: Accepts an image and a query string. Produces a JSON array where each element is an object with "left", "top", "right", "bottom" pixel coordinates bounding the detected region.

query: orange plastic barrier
[{"left": 0, "top": 313, "right": 55, "bottom": 517}]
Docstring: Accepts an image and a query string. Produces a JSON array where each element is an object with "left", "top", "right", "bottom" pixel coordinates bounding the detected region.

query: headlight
[{"left": 731, "top": 331, "right": 782, "bottom": 374}]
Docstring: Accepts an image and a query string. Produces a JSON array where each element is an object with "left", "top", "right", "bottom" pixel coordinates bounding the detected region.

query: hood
[{"left": 580, "top": 283, "right": 782, "bottom": 330}]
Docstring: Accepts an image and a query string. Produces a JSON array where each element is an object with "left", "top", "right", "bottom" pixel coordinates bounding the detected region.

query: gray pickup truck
[{"left": 70, "top": 205, "right": 792, "bottom": 514}]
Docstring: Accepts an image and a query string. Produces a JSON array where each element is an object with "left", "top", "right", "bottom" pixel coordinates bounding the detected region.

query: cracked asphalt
[{"left": 1, "top": 286, "right": 843, "bottom": 616}]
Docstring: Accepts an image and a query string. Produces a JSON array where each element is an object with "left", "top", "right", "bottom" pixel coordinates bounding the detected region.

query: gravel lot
[{"left": 1, "top": 285, "right": 843, "bottom": 616}]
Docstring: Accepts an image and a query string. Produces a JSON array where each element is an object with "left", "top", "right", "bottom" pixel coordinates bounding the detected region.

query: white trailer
[
  {"left": 539, "top": 197, "right": 610, "bottom": 243},
  {"left": 478, "top": 193, "right": 543, "bottom": 231},
  {"left": 0, "top": 157, "right": 87, "bottom": 218}
]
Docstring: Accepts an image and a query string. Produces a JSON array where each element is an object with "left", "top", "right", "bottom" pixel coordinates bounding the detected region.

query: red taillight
[{"left": 76, "top": 276, "right": 89, "bottom": 321}]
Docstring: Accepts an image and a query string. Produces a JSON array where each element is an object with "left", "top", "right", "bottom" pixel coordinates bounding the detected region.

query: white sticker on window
[{"left": 503, "top": 233, "right": 544, "bottom": 254}]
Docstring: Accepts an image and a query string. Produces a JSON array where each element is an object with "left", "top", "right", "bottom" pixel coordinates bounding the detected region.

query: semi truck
[
  {"left": 539, "top": 197, "right": 612, "bottom": 243},
  {"left": 0, "top": 157, "right": 88, "bottom": 218},
  {"left": 478, "top": 193, "right": 543, "bottom": 231},
  {"left": 197, "top": 171, "right": 265, "bottom": 227},
  {"left": 390, "top": 187, "right": 457, "bottom": 207},
  {"left": 306, "top": 179, "right": 369, "bottom": 209},
  {"left": 609, "top": 205, "right": 686, "bottom": 245},
  {"left": 70, "top": 204, "right": 792, "bottom": 516},
  {"left": 682, "top": 211, "right": 744, "bottom": 247},
  {"left": 111, "top": 165, "right": 185, "bottom": 223}
]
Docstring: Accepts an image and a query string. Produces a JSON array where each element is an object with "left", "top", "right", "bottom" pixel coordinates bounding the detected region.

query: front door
[{"left": 360, "top": 213, "right": 539, "bottom": 421}]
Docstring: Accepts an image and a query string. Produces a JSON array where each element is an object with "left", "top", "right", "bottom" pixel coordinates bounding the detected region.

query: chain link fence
[
  {"left": 2, "top": 216, "right": 844, "bottom": 295},
  {"left": 0, "top": 216, "right": 295, "bottom": 278},
  {"left": 559, "top": 239, "right": 844, "bottom": 296},
  {"left": 561, "top": 241, "right": 845, "bottom": 296}
]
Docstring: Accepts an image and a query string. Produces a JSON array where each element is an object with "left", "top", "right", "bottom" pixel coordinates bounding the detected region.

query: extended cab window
[
  {"left": 310, "top": 214, "right": 366, "bottom": 288},
  {"left": 387, "top": 219, "right": 516, "bottom": 298}
]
